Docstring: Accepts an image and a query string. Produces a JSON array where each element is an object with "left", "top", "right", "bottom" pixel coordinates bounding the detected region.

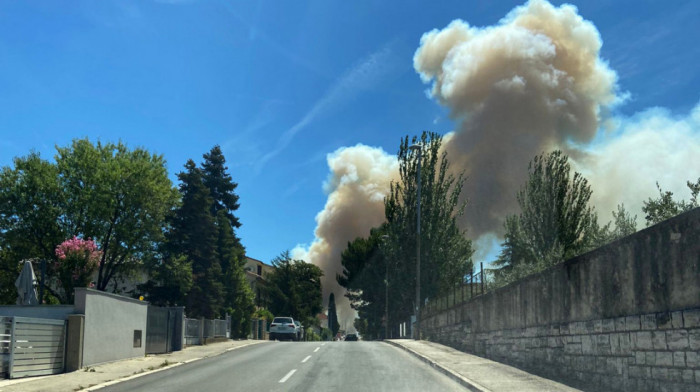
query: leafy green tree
[
  {"left": 383, "top": 131, "right": 473, "bottom": 323},
  {"left": 0, "top": 140, "right": 178, "bottom": 303},
  {"left": 337, "top": 226, "right": 388, "bottom": 340},
  {"left": 139, "top": 250, "right": 193, "bottom": 307},
  {"left": 494, "top": 150, "right": 597, "bottom": 284},
  {"left": 169, "top": 160, "right": 225, "bottom": 318},
  {"left": 642, "top": 178, "right": 699, "bottom": 226},
  {"left": 55, "top": 139, "right": 179, "bottom": 292},
  {"left": 328, "top": 293, "right": 339, "bottom": 337},
  {"left": 265, "top": 251, "right": 323, "bottom": 328},
  {"left": 0, "top": 152, "right": 64, "bottom": 303},
  {"left": 588, "top": 204, "right": 638, "bottom": 249}
]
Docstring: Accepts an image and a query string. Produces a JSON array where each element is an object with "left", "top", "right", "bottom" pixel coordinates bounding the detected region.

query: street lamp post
[
  {"left": 409, "top": 143, "right": 422, "bottom": 340},
  {"left": 381, "top": 235, "right": 390, "bottom": 340}
]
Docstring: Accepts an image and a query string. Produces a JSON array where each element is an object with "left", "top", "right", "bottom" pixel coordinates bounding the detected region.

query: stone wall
[{"left": 422, "top": 208, "right": 700, "bottom": 392}]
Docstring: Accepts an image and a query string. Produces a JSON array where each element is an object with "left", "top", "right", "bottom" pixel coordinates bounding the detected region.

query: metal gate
[
  {"left": 0, "top": 316, "right": 66, "bottom": 379},
  {"left": 145, "top": 306, "right": 183, "bottom": 355}
]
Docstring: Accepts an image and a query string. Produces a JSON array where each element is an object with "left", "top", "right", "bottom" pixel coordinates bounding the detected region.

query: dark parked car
[{"left": 345, "top": 333, "right": 358, "bottom": 341}]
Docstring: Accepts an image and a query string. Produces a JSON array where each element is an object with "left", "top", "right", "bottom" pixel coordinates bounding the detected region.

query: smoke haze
[
  {"left": 293, "top": 144, "right": 398, "bottom": 328},
  {"left": 414, "top": 0, "right": 619, "bottom": 237},
  {"left": 298, "top": 0, "right": 699, "bottom": 328}
]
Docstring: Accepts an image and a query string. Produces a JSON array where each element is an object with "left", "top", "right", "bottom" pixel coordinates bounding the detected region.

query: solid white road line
[
  {"left": 314, "top": 347, "right": 320, "bottom": 353},
  {"left": 302, "top": 355, "right": 311, "bottom": 363},
  {"left": 279, "top": 369, "right": 297, "bottom": 383}
]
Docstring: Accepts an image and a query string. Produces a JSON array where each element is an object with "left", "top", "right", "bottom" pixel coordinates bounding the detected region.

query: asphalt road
[{"left": 101, "top": 341, "right": 466, "bottom": 392}]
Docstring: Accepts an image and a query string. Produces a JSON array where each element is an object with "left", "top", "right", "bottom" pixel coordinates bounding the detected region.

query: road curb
[
  {"left": 384, "top": 340, "right": 491, "bottom": 392},
  {"left": 85, "top": 340, "right": 268, "bottom": 391}
]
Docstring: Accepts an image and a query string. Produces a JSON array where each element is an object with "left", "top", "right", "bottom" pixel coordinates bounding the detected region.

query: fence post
[
  {"left": 199, "top": 318, "right": 204, "bottom": 345},
  {"left": 480, "top": 262, "right": 484, "bottom": 295},
  {"left": 8, "top": 317, "right": 15, "bottom": 379},
  {"left": 470, "top": 273, "right": 473, "bottom": 298}
]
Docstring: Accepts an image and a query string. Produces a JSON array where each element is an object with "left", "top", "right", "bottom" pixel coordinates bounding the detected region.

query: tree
[
  {"left": 202, "top": 146, "right": 242, "bottom": 230},
  {"left": 337, "top": 226, "right": 388, "bottom": 340},
  {"left": 588, "top": 204, "right": 638, "bottom": 249},
  {"left": 201, "top": 146, "right": 252, "bottom": 336},
  {"left": 53, "top": 237, "right": 102, "bottom": 303},
  {"left": 169, "top": 160, "right": 225, "bottom": 318},
  {"left": 0, "top": 152, "right": 64, "bottom": 303},
  {"left": 494, "top": 150, "right": 597, "bottom": 284},
  {"left": 265, "top": 251, "right": 323, "bottom": 328},
  {"left": 383, "top": 131, "right": 473, "bottom": 323},
  {"left": 0, "top": 140, "right": 178, "bottom": 304},
  {"left": 642, "top": 178, "right": 699, "bottom": 226},
  {"left": 55, "top": 139, "right": 179, "bottom": 292},
  {"left": 328, "top": 293, "right": 339, "bottom": 338}
]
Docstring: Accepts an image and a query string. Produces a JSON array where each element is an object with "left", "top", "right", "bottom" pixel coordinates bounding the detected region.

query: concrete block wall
[
  {"left": 422, "top": 208, "right": 700, "bottom": 392},
  {"left": 74, "top": 288, "right": 148, "bottom": 366},
  {"left": 428, "top": 308, "right": 700, "bottom": 391}
]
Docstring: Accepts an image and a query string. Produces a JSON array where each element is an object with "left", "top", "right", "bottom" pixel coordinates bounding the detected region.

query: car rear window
[{"left": 273, "top": 317, "right": 292, "bottom": 324}]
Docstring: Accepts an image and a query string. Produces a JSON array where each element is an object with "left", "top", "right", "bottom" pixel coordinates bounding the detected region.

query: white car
[
  {"left": 294, "top": 320, "right": 304, "bottom": 341},
  {"left": 269, "top": 317, "right": 298, "bottom": 341}
]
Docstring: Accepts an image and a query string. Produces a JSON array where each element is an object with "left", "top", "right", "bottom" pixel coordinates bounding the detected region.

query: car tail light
[
  {"left": 270, "top": 323, "right": 277, "bottom": 327},
  {"left": 288, "top": 324, "right": 295, "bottom": 327}
]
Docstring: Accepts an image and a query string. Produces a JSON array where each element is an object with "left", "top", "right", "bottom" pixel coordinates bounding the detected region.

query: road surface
[{"left": 101, "top": 341, "right": 466, "bottom": 391}]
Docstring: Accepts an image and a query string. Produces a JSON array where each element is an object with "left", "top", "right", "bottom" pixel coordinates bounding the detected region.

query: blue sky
[{"left": 1, "top": 0, "right": 698, "bottom": 265}]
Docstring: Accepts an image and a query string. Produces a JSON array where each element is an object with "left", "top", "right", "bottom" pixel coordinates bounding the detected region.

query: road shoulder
[{"left": 385, "top": 339, "right": 580, "bottom": 392}]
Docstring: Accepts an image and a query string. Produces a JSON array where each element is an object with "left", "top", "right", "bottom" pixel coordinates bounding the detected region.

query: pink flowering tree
[{"left": 54, "top": 236, "right": 102, "bottom": 303}]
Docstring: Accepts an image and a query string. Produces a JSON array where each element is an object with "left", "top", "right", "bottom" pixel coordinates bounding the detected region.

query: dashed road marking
[
  {"left": 302, "top": 355, "right": 311, "bottom": 363},
  {"left": 314, "top": 347, "right": 320, "bottom": 352},
  {"left": 279, "top": 369, "right": 297, "bottom": 383}
]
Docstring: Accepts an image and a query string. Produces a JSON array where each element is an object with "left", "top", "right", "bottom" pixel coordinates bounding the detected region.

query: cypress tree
[{"left": 171, "top": 160, "right": 224, "bottom": 318}]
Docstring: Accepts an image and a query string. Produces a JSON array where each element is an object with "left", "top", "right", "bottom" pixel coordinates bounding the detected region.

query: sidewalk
[
  {"left": 386, "top": 339, "right": 580, "bottom": 392},
  {"left": 0, "top": 339, "right": 268, "bottom": 392}
]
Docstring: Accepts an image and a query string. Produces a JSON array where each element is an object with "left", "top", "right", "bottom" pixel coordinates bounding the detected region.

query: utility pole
[
  {"left": 381, "top": 235, "right": 390, "bottom": 340},
  {"left": 409, "top": 143, "right": 422, "bottom": 340}
]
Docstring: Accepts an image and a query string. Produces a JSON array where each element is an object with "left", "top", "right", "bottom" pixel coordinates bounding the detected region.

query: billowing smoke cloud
[
  {"left": 294, "top": 144, "right": 398, "bottom": 329},
  {"left": 414, "top": 0, "right": 620, "bottom": 236},
  {"left": 298, "top": 0, "right": 699, "bottom": 329},
  {"left": 575, "top": 104, "right": 700, "bottom": 221}
]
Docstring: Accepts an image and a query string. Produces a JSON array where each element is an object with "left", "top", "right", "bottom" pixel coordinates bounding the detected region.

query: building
[{"left": 243, "top": 256, "right": 273, "bottom": 307}]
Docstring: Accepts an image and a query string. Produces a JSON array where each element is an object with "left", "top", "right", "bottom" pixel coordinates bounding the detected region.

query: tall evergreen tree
[
  {"left": 202, "top": 146, "right": 241, "bottom": 229},
  {"left": 328, "top": 293, "right": 339, "bottom": 338},
  {"left": 170, "top": 160, "right": 224, "bottom": 318},
  {"left": 201, "top": 146, "right": 253, "bottom": 333}
]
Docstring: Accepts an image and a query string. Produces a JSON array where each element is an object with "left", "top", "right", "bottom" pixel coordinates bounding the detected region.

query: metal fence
[
  {"left": 250, "top": 319, "right": 268, "bottom": 340},
  {"left": 0, "top": 316, "right": 66, "bottom": 379},
  {"left": 422, "top": 262, "right": 489, "bottom": 318},
  {"left": 184, "top": 317, "right": 229, "bottom": 346},
  {"left": 146, "top": 306, "right": 184, "bottom": 355}
]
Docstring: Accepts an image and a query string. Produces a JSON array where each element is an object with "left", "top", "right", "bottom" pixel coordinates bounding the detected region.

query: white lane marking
[
  {"left": 302, "top": 355, "right": 311, "bottom": 363},
  {"left": 279, "top": 369, "right": 297, "bottom": 383},
  {"left": 321, "top": 343, "right": 326, "bottom": 346},
  {"left": 314, "top": 347, "right": 320, "bottom": 352}
]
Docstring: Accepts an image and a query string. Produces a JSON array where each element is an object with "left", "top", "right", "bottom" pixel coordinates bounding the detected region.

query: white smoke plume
[
  {"left": 295, "top": 144, "right": 398, "bottom": 329},
  {"left": 575, "top": 104, "right": 700, "bottom": 222},
  {"left": 414, "top": 0, "right": 699, "bottom": 238},
  {"left": 299, "top": 0, "right": 699, "bottom": 328},
  {"left": 414, "top": 0, "right": 620, "bottom": 237}
]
